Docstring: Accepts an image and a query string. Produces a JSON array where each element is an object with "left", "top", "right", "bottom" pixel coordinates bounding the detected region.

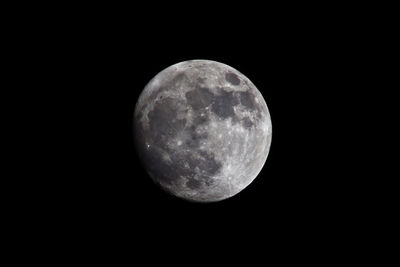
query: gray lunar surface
[{"left": 134, "top": 60, "right": 272, "bottom": 202}]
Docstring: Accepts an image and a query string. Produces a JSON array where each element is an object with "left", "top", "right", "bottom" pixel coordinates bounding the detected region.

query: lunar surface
[{"left": 134, "top": 60, "right": 272, "bottom": 202}]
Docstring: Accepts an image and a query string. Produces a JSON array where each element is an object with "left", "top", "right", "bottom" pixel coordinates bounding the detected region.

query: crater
[
  {"left": 225, "top": 72, "right": 240, "bottom": 85},
  {"left": 242, "top": 117, "right": 254, "bottom": 129}
]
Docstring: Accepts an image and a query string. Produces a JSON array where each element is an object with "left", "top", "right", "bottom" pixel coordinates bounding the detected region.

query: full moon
[{"left": 134, "top": 60, "right": 272, "bottom": 202}]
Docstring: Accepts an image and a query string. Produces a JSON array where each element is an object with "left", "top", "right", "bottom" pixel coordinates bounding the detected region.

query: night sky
[{"left": 40, "top": 5, "right": 366, "bottom": 258}]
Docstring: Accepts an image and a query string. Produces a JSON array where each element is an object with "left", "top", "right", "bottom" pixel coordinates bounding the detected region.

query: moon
[{"left": 134, "top": 60, "right": 272, "bottom": 202}]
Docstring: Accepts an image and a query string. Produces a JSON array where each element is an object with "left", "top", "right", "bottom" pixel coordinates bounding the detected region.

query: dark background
[
  {"left": 72, "top": 27, "right": 349, "bottom": 231},
  {"left": 28, "top": 4, "right": 372, "bottom": 258},
  {"left": 3, "top": 1, "right": 390, "bottom": 263}
]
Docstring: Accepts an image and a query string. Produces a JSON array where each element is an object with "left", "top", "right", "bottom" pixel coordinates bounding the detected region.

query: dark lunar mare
[
  {"left": 211, "top": 89, "right": 239, "bottom": 120},
  {"left": 185, "top": 87, "right": 214, "bottom": 110},
  {"left": 225, "top": 72, "right": 241, "bottom": 85},
  {"left": 134, "top": 94, "right": 223, "bottom": 194},
  {"left": 185, "top": 85, "right": 260, "bottom": 127}
]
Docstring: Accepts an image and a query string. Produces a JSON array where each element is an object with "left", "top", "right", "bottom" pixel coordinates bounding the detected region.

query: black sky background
[{"left": 30, "top": 4, "right": 374, "bottom": 258}]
